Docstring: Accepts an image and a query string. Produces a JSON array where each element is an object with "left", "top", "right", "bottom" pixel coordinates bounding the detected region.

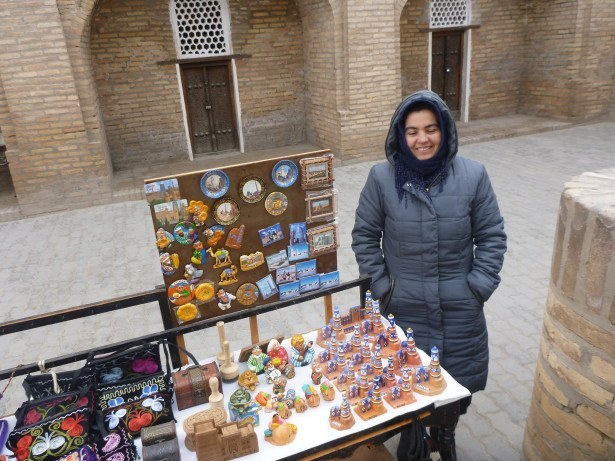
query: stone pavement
[{"left": 1, "top": 116, "right": 615, "bottom": 460}]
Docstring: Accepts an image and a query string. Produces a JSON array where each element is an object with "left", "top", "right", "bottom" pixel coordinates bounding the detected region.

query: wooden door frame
[
  {"left": 178, "top": 58, "right": 241, "bottom": 157},
  {"left": 429, "top": 29, "right": 471, "bottom": 122}
]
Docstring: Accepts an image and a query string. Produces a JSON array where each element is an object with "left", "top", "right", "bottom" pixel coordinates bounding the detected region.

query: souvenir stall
[{"left": 0, "top": 151, "right": 470, "bottom": 461}]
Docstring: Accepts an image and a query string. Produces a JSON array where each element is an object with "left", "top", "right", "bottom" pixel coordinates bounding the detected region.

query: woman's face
[{"left": 404, "top": 109, "right": 442, "bottom": 161}]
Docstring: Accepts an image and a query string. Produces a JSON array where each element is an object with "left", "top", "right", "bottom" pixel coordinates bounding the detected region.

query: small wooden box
[
  {"left": 173, "top": 361, "right": 222, "bottom": 410},
  {"left": 141, "top": 422, "right": 180, "bottom": 461}
]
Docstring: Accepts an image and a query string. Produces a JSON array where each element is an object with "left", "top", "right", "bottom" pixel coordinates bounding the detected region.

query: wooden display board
[{"left": 144, "top": 150, "right": 338, "bottom": 327}]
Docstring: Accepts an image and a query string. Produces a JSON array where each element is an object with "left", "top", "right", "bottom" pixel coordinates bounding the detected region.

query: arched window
[
  {"left": 429, "top": 0, "right": 471, "bottom": 29},
  {"left": 170, "top": 0, "right": 232, "bottom": 58}
]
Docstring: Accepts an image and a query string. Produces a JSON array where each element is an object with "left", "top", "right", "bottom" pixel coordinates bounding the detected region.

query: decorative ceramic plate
[
  {"left": 175, "top": 303, "right": 200, "bottom": 323},
  {"left": 272, "top": 160, "right": 299, "bottom": 188},
  {"left": 160, "top": 252, "right": 179, "bottom": 276},
  {"left": 264, "top": 192, "right": 288, "bottom": 216},
  {"left": 236, "top": 283, "right": 260, "bottom": 306},
  {"left": 213, "top": 198, "right": 240, "bottom": 226},
  {"left": 168, "top": 279, "right": 194, "bottom": 305},
  {"left": 173, "top": 221, "right": 197, "bottom": 244},
  {"left": 239, "top": 176, "right": 266, "bottom": 203},
  {"left": 200, "top": 170, "right": 230, "bottom": 199}
]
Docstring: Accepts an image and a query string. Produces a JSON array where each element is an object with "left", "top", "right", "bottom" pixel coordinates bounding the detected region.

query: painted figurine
[
  {"left": 247, "top": 345, "right": 266, "bottom": 374},
  {"left": 311, "top": 363, "right": 323, "bottom": 385},
  {"left": 290, "top": 334, "right": 315, "bottom": 367},
  {"left": 264, "top": 413, "right": 297, "bottom": 446},
  {"left": 191, "top": 240, "right": 206, "bottom": 265},
  {"left": 217, "top": 288, "right": 236, "bottom": 310}
]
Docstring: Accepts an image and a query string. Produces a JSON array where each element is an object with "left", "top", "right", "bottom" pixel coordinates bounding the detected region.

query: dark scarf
[{"left": 394, "top": 104, "right": 450, "bottom": 200}]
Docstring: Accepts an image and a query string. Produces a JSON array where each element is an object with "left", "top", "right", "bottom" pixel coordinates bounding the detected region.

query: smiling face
[{"left": 404, "top": 109, "right": 442, "bottom": 161}]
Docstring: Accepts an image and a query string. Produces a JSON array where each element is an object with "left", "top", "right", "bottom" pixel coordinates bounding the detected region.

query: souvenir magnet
[
  {"left": 288, "top": 243, "right": 309, "bottom": 262},
  {"left": 239, "top": 176, "right": 266, "bottom": 203},
  {"left": 194, "top": 280, "right": 216, "bottom": 302},
  {"left": 156, "top": 228, "right": 175, "bottom": 250},
  {"left": 299, "top": 154, "right": 334, "bottom": 190},
  {"left": 259, "top": 223, "right": 284, "bottom": 247},
  {"left": 218, "top": 264, "right": 239, "bottom": 286},
  {"left": 213, "top": 198, "right": 240, "bottom": 226},
  {"left": 153, "top": 199, "right": 189, "bottom": 227},
  {"left": 217, "top": 288, "right": 236, "bottom": 311},
  {"left": 173, "top": 221, "right": 197, "bottom": 244},
  {"left": 279, "top": 281, "right": 300, "bottom": 301},
  {"left": 296, "top": 259, "right": 317, "bottom": 278},
  {"left": 168, "top": 279, "right": 195, "bottom": 305},
  {"left": 207, "top": 247, "right": 232, "bottom": 268},
  {"left": 204, "top": 225, "right": 225, "bottom": 246},
  {"left": 226, "top": 224, "right": 245, "bottom": 249},
  {"left": 184, "top": 263, "right": 203, "bottom": 283},
  {"left": 256, "top": 274, "right": 279, "bottom": 300},
  {"left": 188, "top": 200, "right": 209, "bottom": 226},
  {"left": 144, "top": 178, "right": 180, "bottom": 205},
  {"left": 300, "top": 274, "right": 321, "bottom": 293},
  {"left": 289, "top": 222, "right": 307, "bottom": 244},
  {"left": 175, "top": 302, "right": 200, "bottom": 324},
  {"left": 307, "top": 223, "right": 338, "bottom": 257},
  {"left": 236, "top": 283, "right": 260, "bottom": 306},
  {"left": 160, "top": 252, "right": 180, "bottom": 276},
  {"left": 320, "top": 270, "right": 340, "bottom": 289},
  {"left": 272, "top": 159, "right": 299, "bottom": 188},
  {"left": 266, "top": 249, "right": 290, "bottom": 272},
  {"left": 240, "top": 252, "right": 265, "bottom": 271},
  {"left": 276, "top": 265, "right": 297, "bottom": 284},
  {"left": 265, "top": 192, "right": 288, "bottom": 216},
  {"left": 191, "top": 240, "right": 206, "bottom": 265},
  {"left": 200, "top": 169, "right": 230, "bottom": 198}
]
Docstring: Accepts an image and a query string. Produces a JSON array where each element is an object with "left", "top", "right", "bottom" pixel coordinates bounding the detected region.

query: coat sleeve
[
  {"left": 467, "top": 165, "right": 507, "bottom": 303},
  {"left": 351, "top": 166, "right": 391, "bottom": 299}
]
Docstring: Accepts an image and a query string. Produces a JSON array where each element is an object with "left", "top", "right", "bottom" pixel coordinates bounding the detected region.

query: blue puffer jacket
[{"left": 351, "top": 91, "right": 506, "bottom": 392}]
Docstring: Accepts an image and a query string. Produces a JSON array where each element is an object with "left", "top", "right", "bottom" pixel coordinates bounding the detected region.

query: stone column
[{"left": 522, "top": 168, "right": 615, "bottom": 460}]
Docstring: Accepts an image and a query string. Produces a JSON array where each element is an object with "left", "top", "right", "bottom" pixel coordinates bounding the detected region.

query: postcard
[
  {"left": 299, "top": 274, "right": 321, "bottom": 293},
  {"left": 279, "top": 281, "right": 300, "bottom": 301},
  {"left": 296, "top": 259, "right": 317, "bottom": 278}
]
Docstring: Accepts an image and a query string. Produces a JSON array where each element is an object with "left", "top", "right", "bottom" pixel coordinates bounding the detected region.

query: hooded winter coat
[{"left": 351, "top": 91, "right": 506, "bottom": 392}]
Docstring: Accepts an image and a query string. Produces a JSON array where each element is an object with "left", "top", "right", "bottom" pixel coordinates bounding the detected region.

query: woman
[{"left": 351, "top": 90, "right": 506, "bottom": 460}]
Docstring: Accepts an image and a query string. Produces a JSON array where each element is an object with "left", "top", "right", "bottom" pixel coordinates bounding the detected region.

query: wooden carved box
[
  {"left": 141, "top": 422, "right": 180, "bottom": 461},
  {"left": 173, "top": 361, "right": 223, "bottom": 410}
]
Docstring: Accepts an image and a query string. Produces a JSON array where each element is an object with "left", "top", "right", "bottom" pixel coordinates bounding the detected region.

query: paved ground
[{"left": 1, "top": 116, "right": 614, "bottom": 460}]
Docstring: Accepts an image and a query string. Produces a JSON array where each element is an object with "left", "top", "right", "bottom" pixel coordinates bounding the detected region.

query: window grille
[
  {"left": 429, "top": 1, "right": 470, "bottom": 28},
  {"left": 170, "top": 0, "right": 231, "bottom": 58}
]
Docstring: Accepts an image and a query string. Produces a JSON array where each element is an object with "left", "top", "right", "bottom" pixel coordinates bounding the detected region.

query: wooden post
[
  {"left": 249, "top": 316, "right": 259, "bottom": 344},
  {"left": 324, "top": 294, "right": 333, "bottom": 323}
]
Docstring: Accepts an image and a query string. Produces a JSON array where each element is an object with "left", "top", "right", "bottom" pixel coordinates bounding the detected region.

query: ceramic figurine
[
  {"left": 329, "top": 391, "right": 356, "bottom": 431},
  {"left": 311, "top": 363, "right": 323, "bottom": 385},
  {"left": 206, "top": 247, "right": 232, "bottom": 268},
  {"left": 302, "top": 384, "right": 321, "bottom": 408},
  {"left": 272, "top": 376, "right": 287, "bottom": 396},
  {"left": 184, "top": 263, "right": 203, "bottom": 282},
  {"left": 160, "top": 252, "right": 180, "bottom": 275},
  {"left": 274, "top": 400, "right": 292, "bottom": 419},
  {"left": 263, "top": 358, "right": 283, "bottom": 384},
  {"left": 293, "top": 395, "right": 308, "bottom": 413},
  {"left": 247, "top": 345, "right": 266, "bottom": 374},
  {"left": 290, "top": 334, "right": 315, "bottom": 367},
  {"left": 364, "top": 290, "right": 373, "bottom": 310},
  {"left": 264, "top": 394, "right": 279, "bottom": 413},
  {"left": 266, "top": 339, "right": 295, "bottom": 379},
  {"left": 384, "top": 369, "right": 416, "bottom": 409},
  {"left": 351, "top": 324, "right": 362, "bottom": 351},
  {"left": 264, "top": 413, "right": 297, "bottom": 446},
  {"left": 216, "top": 288, "right": 236, "bottom": 311},
  {"left": 238, "top": 370, "right": 259, "bottom": 391},
  {"left": 354, "top": 384, "right": 387, "bottom": 421},
  {"left": 255, "top": 391, "right": 271, "bottom": 407},
  {"left": 218, "top": 264, "right": 238, "bottom": 286},
  {"left": 331, "top": 306, "right": 346, "bottom": 341},
  {"left": 413, "top": 346, "right": 447, "bottom": 396},
  {"left": 228, "top": 387, "right": 260, "bottom": 427},
  {"left": 190, "top": 240, "right": 206, "bottom": 265},
  {"left": 320, "top": 380, "right": 336, "bottom": 401}
]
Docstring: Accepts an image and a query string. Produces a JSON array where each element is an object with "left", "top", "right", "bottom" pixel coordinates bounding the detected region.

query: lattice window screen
[
  {"left": 171, "top": 0, "right": 230, "bottom": 58},
  {"left": 429, "top": 1, "right": 471, "bottom": 28}
]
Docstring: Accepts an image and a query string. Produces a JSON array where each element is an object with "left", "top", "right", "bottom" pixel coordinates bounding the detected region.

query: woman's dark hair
[{"left": 404, "top": 101, "right": 439, "bottom": 122}]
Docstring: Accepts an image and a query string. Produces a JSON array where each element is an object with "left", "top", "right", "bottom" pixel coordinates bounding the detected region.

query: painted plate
[
  {"left": 272, "top": 160, "right": 299, "bottom": 188},
  {"left": 159, "top": 252, "right": 179, "bottom": 276},
  {"left": 168, "top": 279, "right": 194, "bottom": 306},
  {"left": 239, "top": 176, "right": 266, "bottom": 203},
  {"left": 200, "top": 169, "right": 230, "bottom": 199},
  {"left": 213, "top": 198, "right": 240, "bottom": 226},
  {"left": 194, "top": 280, "right": 216, "bottom": 303},
  {"left": 264, "top": 191, "right": 288, "bottom": 216},
  {"left": 173, "top": 221, "right": 197, "bottom": 244}
]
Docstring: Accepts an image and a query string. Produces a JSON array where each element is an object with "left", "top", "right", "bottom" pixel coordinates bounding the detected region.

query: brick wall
[
  {"left": 400, "top": 0, "right": 429, "bottom": 97},
  {"left": 90, "top": 0, "right": 189, "bottom": 170},
  {"left": 0, "top": 0, "right": 110, "bottom": 215},
  {"left": 469, "top": 0, "right": 525, "bottom": 119},
  {"left": 520, "top": 0, "right": 615, "bottom": 120},
  {"left": 523, "top": 169, "right": 615, "bottom": 459},
  {"left": 230, "top": 0, "right": 306, "bottom": 151}
]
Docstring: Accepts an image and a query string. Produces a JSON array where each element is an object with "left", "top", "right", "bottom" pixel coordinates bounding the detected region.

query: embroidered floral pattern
[
  {"left": 16, "top": 392, "right": 92, "bottom": 428},
  {"left": 102, "top": 391, "right": 172, "bottom": 436}
]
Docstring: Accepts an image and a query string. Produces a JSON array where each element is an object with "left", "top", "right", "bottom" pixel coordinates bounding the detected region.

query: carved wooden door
[
  {"left": 432, "top": 31, "right": 463, "bottom": 117},
  {"left": 181, "top": 61, "right": 237, "bottom": 154}
]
